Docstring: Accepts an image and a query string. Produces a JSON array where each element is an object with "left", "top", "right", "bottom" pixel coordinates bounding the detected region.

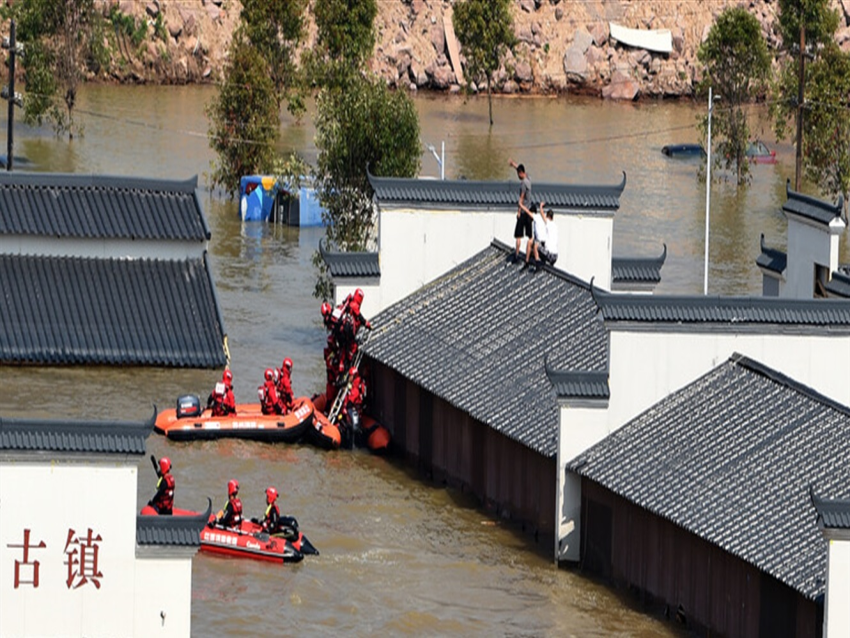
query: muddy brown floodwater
[{"left": 5, "top": 84, "right": 825, "bottom": 635}]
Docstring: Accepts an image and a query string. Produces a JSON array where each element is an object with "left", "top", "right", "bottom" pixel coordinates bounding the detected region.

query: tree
[
  {"left": 305, "top": 0, "right": 378, "bottom": 88},
  {"left": 772, "top": 0, "right": 840, "bottom": 187},
  {"left": 312, "top": 76, "right": 421, "bottom": 297},
  {"left": 10, "top": 0, "right": 107, "bottom": 138},
  {"left": 798, "top": 44, "right": 850, "bottom": 208},
  {"left": 239, "top": 0, "right": 306, "bottom": 115},
  {"left": 206, "top": 30, "right": 279, "bottom": 198},
  {"left": 697, "top": 7, "right": 770, "bottom": 185},
  {"left": 453, "top": 0, "right": 516, "bottom": 127}
]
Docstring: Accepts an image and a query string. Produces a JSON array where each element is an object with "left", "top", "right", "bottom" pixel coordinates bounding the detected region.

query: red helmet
[
  {"left": 283, "top": 358, "right": 293, "bottom": 370},
  {"left": 266, "top": 486, "right": 278, "bottom": 502},
  {"left": 227, "top": 479, "right": 239, "bottom": 496},
  {"left": 159, "top": 457, "right": 171, "bottom": 474},
  {"left": 264, "top": 368, "right": 274, "bottom": 381},
  {"left": 321, "top": 302, "right": 332, "bottom": 317},
  {"left": 349, "top": 367, "right": 359, "bottom": 377},
  {"left": 354, "top": 288, "right": 364, "bottom": 304},
  {"left": 223, "top": 369, "right": 233, "bottom": 385},
  {"left": 350, "top": 301, "right": 360, "bottom": 315}
]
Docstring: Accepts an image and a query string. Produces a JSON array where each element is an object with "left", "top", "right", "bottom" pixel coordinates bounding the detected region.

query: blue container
[{"left": 239, "top": 175, "right": 278, "bottom": 221}]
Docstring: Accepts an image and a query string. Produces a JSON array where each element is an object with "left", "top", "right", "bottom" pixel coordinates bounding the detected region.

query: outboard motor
[{"left": 176, "top": 394, "right": 201, "bottom": 418}]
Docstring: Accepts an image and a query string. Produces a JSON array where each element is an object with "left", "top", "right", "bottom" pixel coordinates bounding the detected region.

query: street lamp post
[
  {"left": 704, "top": 87, "right": 718, "bottom": 296},
  {"left": 426, "top": 141, "right": 445, "bottom": 180}
]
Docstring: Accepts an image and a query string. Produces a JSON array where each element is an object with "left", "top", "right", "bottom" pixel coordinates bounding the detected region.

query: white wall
[
  {"left": 134, "top": 556, "right": 194, "bottom": 636},
  {"left": 372, "top": 207, "right": 614, "bottom": 314},
  {"left": 557, "top": 403, "right": 609, "bottom": 562},
  {"left": 824, "top": 537, "right": 850, "bottom": 638},
  {"left": 784, "top": 215, "right": 844, "bottom": 299},
  {"left": 0, "top": 460, "right": 193, "bottom": 638},
  {"left": 556, "top": 328, "right": 850, "bottom": 560}
]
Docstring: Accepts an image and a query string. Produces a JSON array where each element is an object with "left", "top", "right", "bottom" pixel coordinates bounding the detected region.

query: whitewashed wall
[
  {"left": 134, "top": 556, "right": 194, "bottom": 636},
  {"left": 784, "top": 215, "right": 844, "bottom": 299},
  {"left": 556, "top": 404, "right": 609, "bottom": 562},
  {"left": 824, "top": 536, "right": 850, "bottom": 638},
  {"left": 556, "top": 328, "right": 850, "bottom": 561},
  {"left": 0, "top": 461, "right": 192, "bottom": 638},
  {"left": 372, "top": 207, "right": 613, "bottom": 315}
]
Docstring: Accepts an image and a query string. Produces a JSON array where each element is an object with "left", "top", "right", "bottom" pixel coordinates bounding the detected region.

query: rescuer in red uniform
[
  {"left": 149, "top": 456, "right": 175, "bottom": 515},
  {"left": 259, "top": 368, "right": 282, "bottom": 415},
  {"left": 214, "top": 479, "right": 243, "bottom": 529},
  {"left": 277, "top": 358, "right": 294, "bottom": 413}
]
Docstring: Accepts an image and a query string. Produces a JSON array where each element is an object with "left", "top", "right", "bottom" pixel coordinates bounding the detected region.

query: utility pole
[
  {"left": 2, "top": 20, "right": 20, "bottom": 172},
  {"left": 794, "top": 20, "right": 806, "bottom": 190}
]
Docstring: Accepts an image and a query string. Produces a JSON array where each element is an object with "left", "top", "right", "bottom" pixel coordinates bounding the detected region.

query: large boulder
[{"left": 602, "top": 70, "right": 639, "bottom": 100}]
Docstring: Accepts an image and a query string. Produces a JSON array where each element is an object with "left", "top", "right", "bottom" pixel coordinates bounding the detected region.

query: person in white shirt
[
  {"left": 529, "top": 202, "right": 558, "bottom": 271},
  {"left": 526, "top": 202, "right": 548, "bottom": 271}
]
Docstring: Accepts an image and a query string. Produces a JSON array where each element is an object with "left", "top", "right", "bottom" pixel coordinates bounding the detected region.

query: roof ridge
[{"left": 0, "top": 171, "right": 199, "bottom": 193}]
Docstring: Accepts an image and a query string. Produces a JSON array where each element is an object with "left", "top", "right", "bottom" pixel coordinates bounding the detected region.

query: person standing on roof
[
  {"left": 277, "top": 358, "right": 294, "bottom": 413},
  {"left": 508, "top": 158, "right": 533, "bottom": 264},
  {"left": 148, "top": 456, "right": 175, "bottom": 515},
  {"left": 214, "top": 479, "right": 243, "bottom": 529}
]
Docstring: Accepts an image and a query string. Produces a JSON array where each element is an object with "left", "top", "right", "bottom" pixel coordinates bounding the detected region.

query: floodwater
[{"left": 2, "top": 84, "right": 827, "bottom": 636}]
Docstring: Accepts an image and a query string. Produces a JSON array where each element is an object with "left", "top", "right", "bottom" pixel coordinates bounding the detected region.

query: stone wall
[{"left": 85, "top": 1, "right": 850, "bottom": 99}]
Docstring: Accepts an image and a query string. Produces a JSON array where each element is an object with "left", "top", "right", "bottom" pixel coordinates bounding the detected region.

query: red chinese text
[
  {"left": 63, "top": 528, "right": 103, "bottom": 590},
  {"left": 7, "top": 529, "right": 47, "bottom": 589}
]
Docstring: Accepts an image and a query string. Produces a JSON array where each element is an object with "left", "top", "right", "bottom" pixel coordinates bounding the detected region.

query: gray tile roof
[
  {"left": 783, "top": 179, "right": 843, "bottom": 226},
  {"left": 0, "top": 254, "right": 226, "bottom": 367},
  {"left": 364, "top": 240, "right": 608, "bottom": 457},
  {"left": 611, "top": 244, "right": 666, "bottom": 284},
  {"left": 137, "top": 501, "right": 211, "bottom": 547},
  {"left": 825, "top": 271, "right": 850, "bottom": 298},
  {"left": 593, "top": 287, "right": 850, "bottom": 328},
  {"left": 812, "top": 492, "right": 850, "bottom": 530},
  {"left": 755, "top": 233, "right": 786, "bottom": 275},
  {"left": 568, "top": 354, "right": 850, "bottom": 600},
  {"left": 368, "top": 171, "right": 626, "bottom": 211},
  {"left": 319, "top": 240, "right": 380, "bottom": 278},
  {"left": 545, "top": 369, "right": 609, "bottom": 400},
  {"left": 0, "top": 172, "right": 209, "bottom": 241},
  {"left": 0, "top": 414, "right": 153, "bottom": 454}
]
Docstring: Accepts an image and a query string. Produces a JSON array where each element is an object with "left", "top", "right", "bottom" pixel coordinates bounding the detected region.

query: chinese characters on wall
[{"left": 6, "top": 527, "right": 103, "bottom": 589}]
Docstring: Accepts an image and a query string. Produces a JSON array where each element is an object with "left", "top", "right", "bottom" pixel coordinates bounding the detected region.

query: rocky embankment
[{"left": 96, "top": 0, "right": 850, "bottom": 99}]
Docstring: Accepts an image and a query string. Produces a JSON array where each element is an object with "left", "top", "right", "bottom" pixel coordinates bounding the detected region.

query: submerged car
[
  {"left": 746, "top": 140, "right": 777, "bottom": 164},
  {"left": 661, "top": 143, "right": 705, "bottom": 158}
]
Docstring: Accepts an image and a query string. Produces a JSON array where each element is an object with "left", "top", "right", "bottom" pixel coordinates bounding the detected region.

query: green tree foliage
[
  {"left": 776, "top": 0, "right": 839, "bottom": 52},
  {"left": 697, "top": 7, "right": 770, "bottom": 184},
  {"left": 453, "top": 0, "right": 516, "bottom": 126},
  {"left": 206, "top": 30, "right": 279, "bottom": 198},
  {"left": 239, "top": 0, "right": 306, "bottom": 115},
  {"left": 10, "top": 0, "right": 107, "bottom": 138},
  {"left": 312, "top": 77, "right": 421, "bottom": 297},
  {"left": 798, "top": 45, "right": 850, "bottom": 206},
  {"left": 306, "top": 0, "right": 378, "bottom": 87}
]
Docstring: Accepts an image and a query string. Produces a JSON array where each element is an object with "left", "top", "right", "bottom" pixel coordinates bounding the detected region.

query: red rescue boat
[
  {"left": 154, "top": 396, "right": 314, "bottom": 443},
  {"left": 140, "top": 505, "right": 317, "bottom": 563},
  {"left": 309, "top": 393, "right": 391, "bottom": 453}
]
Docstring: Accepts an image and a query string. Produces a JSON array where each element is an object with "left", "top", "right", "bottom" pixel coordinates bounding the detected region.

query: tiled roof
[
  {"left": 783, "top": 180, "right": 843, "bottom": 226},
  {"left": 593, "top": 287, "right": 850, "bottom": 328},
  {"left": 611, "top": 244, "right": 666, "bottom": 284},
  {"left": 755, "top": 233, "right": 786, "bottom": 275},
  {"left": 825, "top": 271, "right": 850, "bottom": 298},
  {"left": 319, "top": 240, "right": 380, "bottom": 278},
  {"left": 0, "top": 254, "right": 226, "bottom": 367},
  {"left": 368, "top": 171, "right": 626, "bottom": 211},
  {"left": 0, "top": 414, "right": 153, "bottom": 454},
  {"left": 137, "top": 501, "right": 211, "bottom": 547},
  {"left": 568, "top": 354, "right": 850, "bottom": 600},
  {"left": 364, "top": 240, "right": 608, "bottom": 457},
  {"left": 545, "top": 369, "right": 609, "bottom": 400},
  {"left": 812, "top": 492, "right": 850, "bottom": 530},
  {"left": 0, "top": 172, "right": 209, "bottom": 241}
]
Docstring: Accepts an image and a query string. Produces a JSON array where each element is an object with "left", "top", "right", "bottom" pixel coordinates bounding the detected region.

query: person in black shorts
[{"left": 508, "top": 159, "right": 533, "bottom": 263}]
